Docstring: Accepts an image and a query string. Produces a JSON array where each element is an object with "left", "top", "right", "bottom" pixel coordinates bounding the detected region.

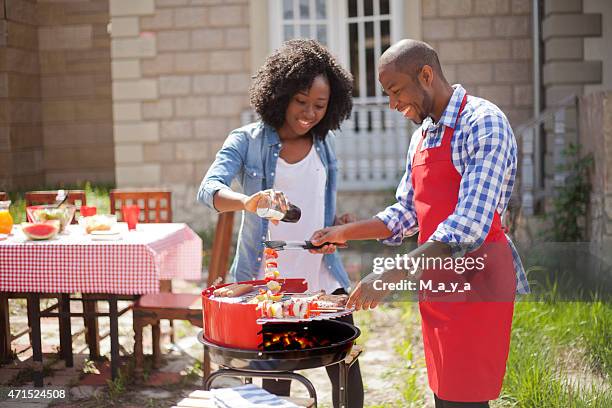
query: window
[
  {"left": 272, "top": 0, "right": 329, "bottom": 46},
  {"left": 347, "top": 0, "right": 392, "bottom": 104},
  {"left": 267, "top": 0, "right": 413, "bottom": 191},
  {"left": 270, "top": 0, "right": 400, "bottom": 105}
]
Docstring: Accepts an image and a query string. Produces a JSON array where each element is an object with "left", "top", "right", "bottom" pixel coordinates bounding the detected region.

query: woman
[{"left": 197, "top": 39, "right": 363, "bottom": 408}]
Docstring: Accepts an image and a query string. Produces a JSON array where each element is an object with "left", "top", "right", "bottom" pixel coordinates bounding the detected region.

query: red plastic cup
[
  {"left": 80, "top": 206, "right": 97, "bottom": 217},
  {"left": 121, "top": 205, "right": 140, "bottom": 231}
]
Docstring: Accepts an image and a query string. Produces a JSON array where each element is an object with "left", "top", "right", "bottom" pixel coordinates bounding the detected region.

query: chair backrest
[
  {"left": 110, "top": 189, "right": 172, "bottom": 223},
  {"left": 25, "top": 190, "right": 87, "bottom": 224},
  {"left": 0, "top": 192, "right": 7, "bottom": 201},
  {"left": 207, "top": 211, "right": 234, "bottom": 286}
]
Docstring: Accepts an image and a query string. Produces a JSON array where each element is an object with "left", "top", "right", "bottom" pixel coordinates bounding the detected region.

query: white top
[{"left": 258, "top": 143, "right": 341, "bottom": 293}]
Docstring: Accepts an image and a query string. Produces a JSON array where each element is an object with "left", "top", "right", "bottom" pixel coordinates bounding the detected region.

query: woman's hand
[
  {"left": 334, "top": 213, "right": 356, "bottom": 226},
  {"left": 242, "top": 190, "right": 289, "bottom": 225}
]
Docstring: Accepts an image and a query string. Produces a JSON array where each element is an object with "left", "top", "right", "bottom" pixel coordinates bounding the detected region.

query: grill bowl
[{"left": 199, "top": 319, "right": 360, "bottom": 372}]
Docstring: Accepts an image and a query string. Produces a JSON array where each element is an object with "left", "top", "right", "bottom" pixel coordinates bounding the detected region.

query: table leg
[
  {"left": 0, "top": 294, "right": 12, "bottom": 363},
  {"left": 109, "top": 295, "right": 119, "bottom": 380},
  {"left": 58, "top": 294, "right": 73, "bottom": 367},
  {"left": 82, "top": 294, "right": 100, "bottom": 360},
  {"left": 26, "top": 294, "right": 43, "bottom": 387}
]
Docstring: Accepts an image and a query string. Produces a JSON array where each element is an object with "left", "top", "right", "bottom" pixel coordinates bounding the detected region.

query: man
[{"left": 311, "top": 39, "right": 529, "bottom": 407}]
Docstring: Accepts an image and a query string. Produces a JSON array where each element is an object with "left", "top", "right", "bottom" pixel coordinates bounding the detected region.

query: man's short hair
[{"left": 380, "top": 39, "right": 444, "bottom": 79}]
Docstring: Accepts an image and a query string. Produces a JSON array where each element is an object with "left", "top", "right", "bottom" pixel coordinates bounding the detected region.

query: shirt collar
[
  {"left": 423, "top": 84, "right": 466, "bottom": 133},
  {"left": 264, "top": 122, "right": 324, "bottom": 149},
  {"left": 264, "top": 122, "right": 281, "bottom": 146}
]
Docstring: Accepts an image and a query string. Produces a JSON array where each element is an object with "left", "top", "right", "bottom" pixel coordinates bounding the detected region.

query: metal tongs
[{"left": 263, "top": 240, "right": 348, "bottom": 251}]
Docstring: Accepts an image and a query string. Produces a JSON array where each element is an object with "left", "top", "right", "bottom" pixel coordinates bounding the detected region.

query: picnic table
[{"left": 0, "top": 222, "right": 202, "bottom": 386}]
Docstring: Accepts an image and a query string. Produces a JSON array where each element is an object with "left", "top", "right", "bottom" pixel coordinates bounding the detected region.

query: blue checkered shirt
[{"left": 376, "top": 85, "right": 530, "bottom": 294}]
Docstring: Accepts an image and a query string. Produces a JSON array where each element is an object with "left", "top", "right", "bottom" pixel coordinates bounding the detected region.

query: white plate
[
  {"left": 90, "top": 228, "right": 120, "bottom": 236},
  {"left": 90, "top": 233, "right": 122, "bottom": 241}
]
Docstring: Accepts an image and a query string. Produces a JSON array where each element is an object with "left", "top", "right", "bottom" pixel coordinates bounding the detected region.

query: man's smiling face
[{"left": 378, "top": 64, "right": 433, "bottom": 125}]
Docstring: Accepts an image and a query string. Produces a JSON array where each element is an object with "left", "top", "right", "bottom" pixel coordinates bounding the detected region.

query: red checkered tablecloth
[{"left": 0, "top": 223, "right": 203, "bottom": 295}]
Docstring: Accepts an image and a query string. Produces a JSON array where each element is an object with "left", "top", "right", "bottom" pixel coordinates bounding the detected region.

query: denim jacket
[{"left": 197, "top": 121, "right": 350, "bottom": 290}]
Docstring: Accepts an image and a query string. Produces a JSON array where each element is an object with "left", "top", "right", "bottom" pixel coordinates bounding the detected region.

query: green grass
[
  {"left": 394, "top": 304, "right": 426, "bottom": 407},
  {"left": 498, "top": 298, "right": 612, "bottom": 407},
  {"left": 393, "top": 294, "right": 611, "bottom": 407}
]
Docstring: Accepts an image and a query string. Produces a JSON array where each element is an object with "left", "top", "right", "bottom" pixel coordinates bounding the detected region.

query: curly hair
[{"left": 249, "top": 39, "right": 353, "bottom": 139}]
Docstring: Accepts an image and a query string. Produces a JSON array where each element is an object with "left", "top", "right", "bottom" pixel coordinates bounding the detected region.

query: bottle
[
  {"left": 0, "top": 200, "right": 14, "bottom": 235},
  {"left": 256, "top": 192, "right": 302, "bottom": 223}
]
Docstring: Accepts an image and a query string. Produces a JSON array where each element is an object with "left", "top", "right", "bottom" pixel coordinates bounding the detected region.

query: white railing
[
  {"left": 514, "top": 94, "right": 578, "bottom": 216},
  {"left": 242, "top": 104, "right": 416, "bottom": 191},
  {"left": 335, "top": 104, "right": 415, "bottom": 190}
]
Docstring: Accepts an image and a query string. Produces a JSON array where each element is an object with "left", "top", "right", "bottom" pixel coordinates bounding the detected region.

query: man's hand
[
  {"left": 347, "top": 269, "right": 406, "bottom": 311},
  {"left": 310, "top": 225, "right": 348, "bottom": 247},
  {"left": 307, "top": 243, "right": 337, "bottom": 255}
]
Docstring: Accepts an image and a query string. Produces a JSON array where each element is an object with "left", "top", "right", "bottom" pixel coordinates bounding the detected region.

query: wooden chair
[
  {"left": 109, "top": 189, "right": 177, "bottom": 332},
  {"left": 133, "top": 293, "right": 203, "bottom": 380},
  {"left": 110, "top": 189, "right": 172, "bottom": 223},
  {"left": 132, "top": 211, "right": 235, "bottom": 382},
  {"left": 25, "top": 190, "right": 86, "bottom": 223}
]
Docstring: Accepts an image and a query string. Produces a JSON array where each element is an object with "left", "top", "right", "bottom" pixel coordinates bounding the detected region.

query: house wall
[
  {"left": 584, "top": 0, "right": 612, "bottom": 95},
  {"left": 38, "top": 0, "right": 115, "bottom": 186},
  {"left": 578, "top": 91, "right": 612, "bottom": 263},
  {"left": 110, "top": 0, "right": 251, "bottom": 231},
  {"left": 0, "top": 0, "right": 44, "bottom": 190},
  {"left": 421, "top": 0, "right": 534, "bottom": 127}
]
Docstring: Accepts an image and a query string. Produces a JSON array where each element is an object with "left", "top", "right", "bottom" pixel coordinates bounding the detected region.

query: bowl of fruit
[{"left": 26, "top": 205, "right": 76, "bottom": 232}]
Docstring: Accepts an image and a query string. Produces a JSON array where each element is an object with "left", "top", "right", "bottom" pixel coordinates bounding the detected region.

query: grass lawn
[{"left": 394, "top": 296, "right": 611, "bottom": 407}]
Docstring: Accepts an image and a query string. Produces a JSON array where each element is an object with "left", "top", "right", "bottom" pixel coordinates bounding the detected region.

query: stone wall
[
  {"left": 0, "top": 0, "right": 44, "bottom": 190},
  {"left": 38, "top": 0, "right": 115, "bottom": 186},
  {"left": 542, "top": 0, "right": 602, "bottom": 103},
  {"left": 110, "top": 0, "right": 251, "bottom": 231},
  {"left": 579, "top": 91, "right": 612, "bottom": 263},
  {"left": 421, "top": 0, "right": 533, "bottom": 126}
]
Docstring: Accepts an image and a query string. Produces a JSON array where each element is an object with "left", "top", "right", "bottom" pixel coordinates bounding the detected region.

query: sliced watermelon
[{"left": 22, "top": 221, "right": 60, "bottom": 240}]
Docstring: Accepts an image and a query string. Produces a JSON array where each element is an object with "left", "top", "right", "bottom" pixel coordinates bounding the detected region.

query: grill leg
[
  {"left": 204, "top": 368, "right": 317, "bottom": 407},
  {"left": 338, "top": 361, "right": 348, "bottom": 408},
  {"left": 109, "top": 295, "right": 120, "bottom": 380},
  {"left": 27, "top": 293, "right": 43, "bottom": 387},
  {"left": 202, "top": 345, "right": 211, "bottom": 386}
]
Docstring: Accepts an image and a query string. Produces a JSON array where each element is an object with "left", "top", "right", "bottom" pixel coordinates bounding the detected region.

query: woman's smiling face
[{"left": 281, "top": 75, "right": 331, "bottom": 139}]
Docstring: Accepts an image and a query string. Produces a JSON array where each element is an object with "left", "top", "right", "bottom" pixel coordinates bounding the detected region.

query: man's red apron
[{"left": 411, "top": 94, "right": 516, "bottom": 402}]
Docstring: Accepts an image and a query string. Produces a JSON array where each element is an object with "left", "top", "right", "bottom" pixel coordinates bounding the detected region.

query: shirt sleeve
[
  {"left": 197, "top": 130, "right": 248, "bottom": 211},
  {"left": 374, "top": 132, "right": 420, "bottom": 245},
  {"left": 429, "top": 112, "right": 515, "bottom": 256}
]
